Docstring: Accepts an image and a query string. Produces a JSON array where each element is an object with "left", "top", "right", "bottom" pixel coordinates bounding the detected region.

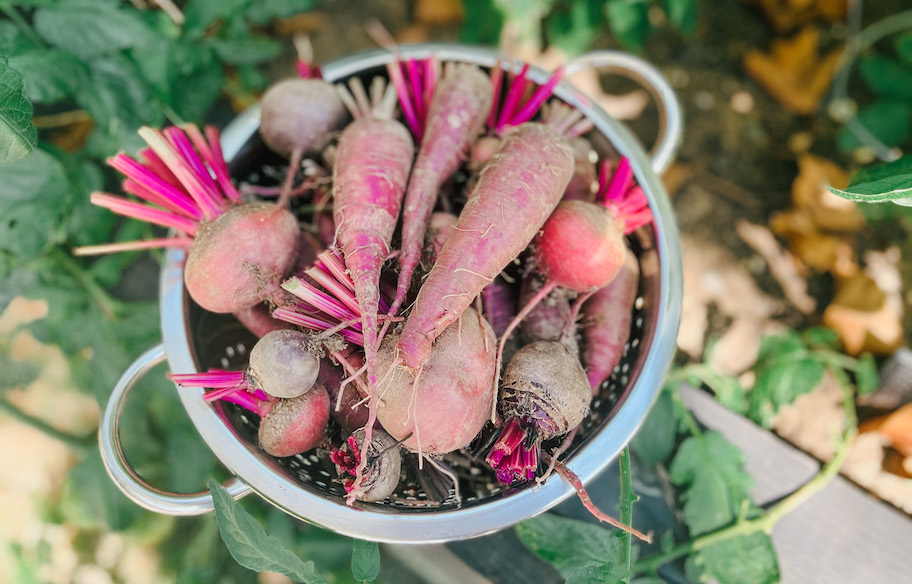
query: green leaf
[
  {"left": 0, "top": 148, "right": 70, "bottom": 259},
  {"left": 565, "top": 563, "right": 625, "bottom": 584},
  {"left": 245, "top": 0, "right": 316, "bottom": 24},
  {"left": 668, "top": 431, "right": 753, "bottom": 535},
  {"left": 544, "top": 0, "right": 603, "bottom": 57},
  {"left": 664, "top": 0, "right": 696, "bottom": 33},
  {"left": 748, "top": 333, "right": 825, "bottom": 427},
  {"left": 0, "top": 21, "right": 31, "bottom": 55},
  {"left": 0, "top": 57, "right": 36, "bottom": 162},
  {"left": 515, "top": 513, "right": 621, "bottom": 579},
  {"left": 632, "top": 579, "right": 666, "bottom": 584},
  {"left": 209, "top": 35, "right": 282, "bottom": 65},
  {"left": 74, "top": 55, "right": 164, "bottom": 156},
  {"left": 838, "top": 100, "right": 912, "bottom": 152},
  {"left": 33, "top": 2, "right": 157, "bottom": 59},
  {"left": 58, "top": 449, "right": 145, "bottom": 531},
  {"left": 830, "top": 153, "right": 912, "bottom": 204},
  {"left": 183, "top": 0, "right": 251, "bottom": 36},
  {"left": 9, "top": 50, "right": 89, "bottom": 104},
  {"left": 896, "top": 32, "right": 912, "bottom": 64},
  {"left": 697, "top": 532, "right": 780, "bottom": 584},
  {"left": 605, "top": 0, "right": 650, "bottom": 51},
  {"left": 697, "top": 368, "right": 748, "bottom": 415},
  {"left": 631, "top": 385, "right": 680, "bottom": 465},
  {"left": 0, "top": 336, "right": 40, "bottom": 392},
  {"left": 460, "top": 0, "right": 505, "bottom": 45},
  {"left": 209, "top": 479, "right": 328, "bottom": 583},
  {"left": 351, "top": 539, "right": 380, "bottom": 583},
  {"left": 859, "top": 55, "right": 912, "bottom": 100},
  {"left": 802, "top": 326, "right": 841, "bottom": 351},
  {"left": 855, "top": 353, "right": 879, "bottom": 396}
]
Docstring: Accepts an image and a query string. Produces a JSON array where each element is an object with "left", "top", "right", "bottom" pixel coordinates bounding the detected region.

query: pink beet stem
[
  {"left": 387, "top": 62, "right": 421, "bottom": 139},
  {"left": 221, "top": 391, "right": 271, "bottom": 416},
  {"left": 163, "top": 126, "right": 225, "bottom": 209},
  {"left": 90, "top": 193, "right": 198, "bottom": 235},
  {"left": 305, "top": 265, "right": 362, "bottom": 315},
  {"left": 138, "top": 127, "right": 223, "bottom": 220},
  {"left": 423, "top": 55, "right": 438, "bottom": 119},
  {"left": 72, "top": 237, "right": 192, "bottom": 256},
  {"left": 109, "top": 154, "right": 201, "bottom": 220},
  {"left": 169, "top": 370, "right": 246, "bottom": 388},
  {"left": 271, "top": 308, "right": 365, "bottom": 346},
  {"left": 511, "top": 67, "right": 564, "bottom": 127},
  {"left": 601, "top": 157, "right": 632, "bottom": 203},
  {"left": 122, "top": 178, "right": 198, "bottom": 219},
  {"left": 406, "top": 59, "right": 425, "bottom": 131},
  {"left": 282, "top": 277, "right": 360, "bottom": 322},
  {"left": 497, "top": 64, "right": 530, "bottom": 131},
  {"left": 139, "top": 147, "right": 182, "bottom": 189},
  {"left": 314, "top": 250, "right": 357, "bottom": 293},
  {"left": 487, "top": 62, "right": 504, "bottom": 129},
  {"left": 185, "top": 124, "right": 242, "bottom": 204},
  {"left": 202, "top": 384, "right": 246, "bottom": 402}
]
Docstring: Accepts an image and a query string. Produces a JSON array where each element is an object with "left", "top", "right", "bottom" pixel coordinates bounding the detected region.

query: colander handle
[
  {"left": 99, "top": 344, "right": 254, "bottom": 515},
  {"left": 563, "top": 50, "right": 683, "bottom": 174}
]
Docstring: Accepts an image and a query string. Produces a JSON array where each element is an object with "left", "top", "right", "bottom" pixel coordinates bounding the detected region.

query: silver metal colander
[{"left": 99, "top": 44, "right": 683, "bottom": 544}]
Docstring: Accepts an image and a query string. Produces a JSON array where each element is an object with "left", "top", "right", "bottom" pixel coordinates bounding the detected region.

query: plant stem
[
  {"left": 634, "top": 376, "right": 858, "bottom": 575},
  {"left": 618, "top": 447, "right": 635, "bottom": 580},
  {"left": 0, "top": 5, "right": 47, "bottom": 49},
  {"left": 51, "top": 247, "right": 127, "bottom": 319},
  {"left": 0, "top": 398, "right": 94, "bottom": 452}
]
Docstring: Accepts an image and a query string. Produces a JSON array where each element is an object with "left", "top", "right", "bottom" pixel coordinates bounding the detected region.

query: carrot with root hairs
[
  {"left": 332, "top": 76, "right": 414, "bottom": 503},
  {"left": 395, "top": 122, "right": 575, "bottom": 372},
  {"left": 389, "top": 62, "right": 493, "bottom": 317}
]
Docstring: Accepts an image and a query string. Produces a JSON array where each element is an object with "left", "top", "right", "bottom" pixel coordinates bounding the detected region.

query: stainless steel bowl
[{"left": 100, "top": 43, "right": 683, "bottom": 543}]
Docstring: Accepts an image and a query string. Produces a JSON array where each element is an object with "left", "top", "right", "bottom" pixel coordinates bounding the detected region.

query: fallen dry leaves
[
  {"left": 743, "top": 26, "right": 843, "bottom": 115},
  {"left": 746, "top": 0, "right": 849, "bottom": 33}
]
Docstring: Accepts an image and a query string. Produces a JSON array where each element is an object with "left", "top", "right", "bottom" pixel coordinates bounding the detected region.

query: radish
[
  {"left": 389, "top": 63, "right": 493, "bottom": 316},
  {"left": 486, "top": 340, "right": 590, "bottom": 484},
  {"left": 562, "top": 136, "right": 597, "bottom": 202},
  {"left": 331, "top": 427, "right": 402, "bottom": 502},
  {"left": 319, "top": 359, "right": 370, "bottom": 434},
  {"left": 518, "top": 274, "right": 578, "bottom": 355},
  {"left": 424, "top": 211, "right": 458, "bottom": 267},
  {"left": 375, "top": 307, "right": 496, "bottom": 457},
  {"left": 258, "top": 386, "right": 330, "bottom": 457},
  {"left": 395, "top": 122, "right": 575, "bottom": 372},
  {"left": 232, "top": 302, "right": 292, "bottom": 339},
  {"left": 582, "top": 248, "right": 640, "bottom": 394},
  {"left": 74, "top": 124, "right": 301, "bottom": 315}
]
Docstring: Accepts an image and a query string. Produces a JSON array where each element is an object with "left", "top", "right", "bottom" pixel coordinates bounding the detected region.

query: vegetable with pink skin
[
  {"left": 518, "top": 274, "right": 578, "bottom": 355},
  {"left": 258, "top": 386, "right": 330, "bottom": 457},
  {"left": 320, "top": 359, "right": 370, "bottom": 434},
  {"left": 486, "top": 340, "right": 590, "bottom": 484},
  {"left": 376, "top": 307, "right": 497, "bottom": 456},
  {"left": 389, "top": 63, "right": 493, "bottom": 316},
  {"left": 423, "top": 211, "right": 458, "bottom": 267},
  {"left": 582, "top": 248, "right": 640, "bottom": 394},
  {"left": 396, "top": 122, "right": 575, "bottom": 371},
  {"left": 332, "top": 77, "right": 414, "bottom": 386},
  {"left": 75, "top": 125, "right": 301, "bottom": 315}
]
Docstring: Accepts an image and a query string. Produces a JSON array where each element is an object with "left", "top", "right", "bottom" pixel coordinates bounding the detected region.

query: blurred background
[{"left": 3, "top": 0, "right": 912, "bottom": 582}]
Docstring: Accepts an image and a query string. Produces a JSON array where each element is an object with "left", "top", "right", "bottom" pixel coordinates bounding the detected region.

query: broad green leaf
[
  {"left": 545, "top": 0, "right": 604, "bottom": 57},
  {"left": 697, "top": 532, "right": 780, "bottom": 584},
  {"left": 58, "top": 450, "right": 145, "bottom": 531},
  {"left": 183, "top": 0, "right": 251, "bottom": 36},
  {"left": 351, "top": 539, "right": 380, "bottom": 583},
  {"left": 0, "top": 57, "right": 36, "bottom": 162},
  {"left": 209, "top": 479, "right": 328, "bottom": 583},
  {"left": 828, "top": 154, "right": 912, "bottom": 204},
  {"left": 245, "top": 0, "right": 316, "bottom": 24},
  {"left": 9, "top": 50, "right": 89, "bottom": 104},
  {"left": 565, "top": 563, "right": 626, "bottom": 584},
  {"left": 632, "top": 579, "right": 665, "bottom": 584},
  {"left": 858, "top": 55, "right": 912, "bottom": 100},
  {"left": 0, "top": 22, "right": 31, "bottom": 55},
  {"left": 605, "top": 0, "right": 650, "bottom": 51},
  {"left": 0, "top": 148, "right": 70, "bottom": 259},
  {"left": 749, "top": 355, "right": 825, "bottom": 427},
  {"left": 74, "top": 55, "right": 164, "bottom": 156},
  {"left": 855, "top": 353, "right": 879, "bottom": 396},
  {"left": 838, "top": 100, "right": 912, "bottom": 152},
  {"left": 664, "top": 0, "right": 696, "bottom": 33},
  {"left": 668, "top": 431, "right": 753, "bottom": 535},
  {"left": 33, "top": 2, "right": 156, "bottom": 59},
  {"left": 631, "top": 385, "right": 680, "bottom": 465},
  {"left": 515, "top": 513, "right": 621, "bottom": 579},
  {"left": 802, "top": 326, "right": 841, "bottom": 351},
  {"left": 460, "top": 0, "right": 504, "bottom": 45},
  {"left": 0, "top": 337, "right": 40, "bottom": 392},
  {"left": 896, "top": 32, "right": 912, "bottom": 64},
  {"left": 697, "top": 368, "right": 748, "bottom": 415},
  {"left": 209, "top": 36, "right": 282, "bottom": 65}
]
